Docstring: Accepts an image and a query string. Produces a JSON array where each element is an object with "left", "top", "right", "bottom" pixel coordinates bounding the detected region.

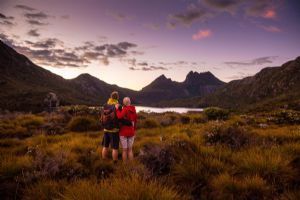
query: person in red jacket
[{"left": 116, "top": 97, "right": 137, "bottom": 161}]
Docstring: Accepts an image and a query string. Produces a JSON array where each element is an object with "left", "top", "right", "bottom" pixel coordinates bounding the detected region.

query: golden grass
[{"left": 0, "top": 111, "right": 299, "bottom": 199}]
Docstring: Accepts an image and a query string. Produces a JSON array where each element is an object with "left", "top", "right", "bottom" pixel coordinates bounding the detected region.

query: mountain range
[
  {"left": 1, "top": 40, "right": 299, "bottom": 112},
  {"left": 0, "top": 40, "right": 223, "bottom": 112}
]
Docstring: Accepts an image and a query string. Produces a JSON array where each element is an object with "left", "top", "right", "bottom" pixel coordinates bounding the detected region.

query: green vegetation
[
  {"left": 203, "top": 107, "right": 230, "bottom": 120},
  {"left": 0, "top": 107, "right": 300, "bottom": 199}
]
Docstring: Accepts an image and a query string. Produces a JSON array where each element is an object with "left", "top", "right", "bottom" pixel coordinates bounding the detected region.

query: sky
[{"left": 1, "top": 0, "right": 300, "bottom": 90}]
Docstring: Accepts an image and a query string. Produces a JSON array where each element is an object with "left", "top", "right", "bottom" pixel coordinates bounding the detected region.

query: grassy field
[{"left": 0, "top": 106, "right": 300, "bottom": 200}]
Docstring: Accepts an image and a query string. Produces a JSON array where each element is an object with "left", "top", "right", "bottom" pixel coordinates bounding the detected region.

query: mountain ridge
[{"left": 0, "top": 40, "right": 224, "bottom": 112}]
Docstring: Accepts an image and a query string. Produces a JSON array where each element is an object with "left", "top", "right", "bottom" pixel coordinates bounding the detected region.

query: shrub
[
  {"left": 180, "top": 116, "right": 190, "bottom": 124},
  {"left": 210, "top": 173, "right": 270, "bottom": 200},
  {"left": 18, "top": 114, "right": 44, "bottom": 129},
  {"left": 192, "top": 115, "right": 207, "bottom": 124},
  {"left": 232, "top": 148, "right": 297, "bottom": 189},
  {"left": 172, "top": 156, "right": 225, "bottom": 198},
  {"left": 67, "top": 116, "right": 99, "bottom": 132},
  {"left": 141, "top": 119, "right": 159, "bottom": 129},
  {"left": 23, "top": 180, "right": 66, "bottom": 200},
  {"left": 269, "top": 109, "right": 300, "bottom": 124},
  {"left": 203, "top": 107, "right": 229, "bottom": 120},
  {"left": 0, "top": 155, "right": 32, "bottom": 179},
  {"left": 204, "top": 123, "right": 254, "bottom": 149}
]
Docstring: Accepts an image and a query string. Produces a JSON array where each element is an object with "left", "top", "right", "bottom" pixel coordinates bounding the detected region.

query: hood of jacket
[{"left": 107, "top": 98, "right": 118, "bottom": 105}]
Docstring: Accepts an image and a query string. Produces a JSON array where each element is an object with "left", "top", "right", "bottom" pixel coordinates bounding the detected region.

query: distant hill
[
  {"left": 198, "top": 57, "right": 300, "bottom": 111},
  {"left": 0, "top": 40, "right": 137, "bottom": 112},
  {"left": 137, "top": 71, "right": 225, "bottom": 104}
]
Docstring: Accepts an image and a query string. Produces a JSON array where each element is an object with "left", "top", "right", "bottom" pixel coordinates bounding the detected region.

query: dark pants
[{"left": 102, "top": 131, "right": 119, "bottom": 149}]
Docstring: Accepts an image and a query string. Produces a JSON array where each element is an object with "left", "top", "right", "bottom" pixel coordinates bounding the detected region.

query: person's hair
[
  {"left": 123, "top": 97, "right": 131, "bottom": 106},
  {"left": 110, "top": 91, "right": 119, "bottom": 100}
]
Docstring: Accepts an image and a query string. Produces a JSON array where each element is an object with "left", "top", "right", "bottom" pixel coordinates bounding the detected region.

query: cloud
[
  {"left": 192, "top": 29, "right": 212, "bottom": 40},
  {"left": 226, "top": 72, "right": 253, "bottom": 80},
  {"left": 61, "top": 15, "right": 70, "bottom": 20},
  {"left": 82, "top": 51, "right": 103, "bottom": 60},
  {"left": 28, "top": 38, "right": 63, "bottom": 49},
  {"left": 106, "top": 10, "right": 133, "bottom": 21},
  {"left": 262, "top": 9, "right": 276, "bottom": 19},
  {"left": 100, "top": 57, "right": 109, "bottom": 66},
  {"left": 0, "top": 20, "right": 14, "bottom": 26},
  {"left": 225, "top": 56, "right": 278, "bottom": 68},
  {"left": 15, "top": 4, "right": 36, "bottom": 11},
  {"left": 27, "top": 19, "right": 48, "bottom": 26},
  {"left": 27, "top": 29, "right": 40, "bottom": 37},
  {"left": 138, "top": 62, "right": 148, "bottom": 66},
  {"left": 5, "top": 36, "right": 84, "bottom": 68},
  {"left": 24, "top": 12, "right": 49, "bottom": 20},
  {"left": 260, "top": 25, "right": 281, "bottom": 33},
  {"left": 203, "top": 0, "right": 242, "bottom": 13},
  {"left": 2, "top": 34, "right": 139, "bottom": 68},
  {"left": 0, "top": 13, "right": 14, "bottom": 20},
  {"left": 117, "top": 42, "right": 137, "bottom": 50},
  {"left": 0, "top": 13, "right": 15, "bottom": 26},
  {"left": 130, "top": 50, "right": 144, "bottom": 56},
  {"left": 169, "top": 4, "right": 211, "bottom": 27},
  {"left": 94, "top": 42, "right": 137, "bottom": 58},
  {"left": 143, "top": 23, "right": 160, "bottom": 30},
  {"left": 245, "top": 0, "right": 279, "bottom": 19},
  {"left": 75, "top": 41, "right": 96, "bottom": 51},
  {"left": 129, "top": 65, "right": 168, "bottom": 71}
]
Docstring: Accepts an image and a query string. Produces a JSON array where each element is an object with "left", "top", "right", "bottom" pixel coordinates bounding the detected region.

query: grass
[{"left": 0, "top": 108, "right": 299, "bottom": 199}]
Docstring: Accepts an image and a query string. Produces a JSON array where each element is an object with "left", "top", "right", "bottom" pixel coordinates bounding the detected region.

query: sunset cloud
[
  {"left": 262, "top": 9, "right": 277, "bottom": 19},
  {"left": 260, "top": 25, "right": 281, "bottom": 33},
  {"left": 169, "top": 4, "right": 212, "bottom": 27},
  {"left": 27, "top": 29, "right": 40, "bottom": 37},
  {"left": 192, "top": 29, "right": 212, "bottom": 40},
  {"left": 225, "top": 56, "right": 278, "bottom": 68}
]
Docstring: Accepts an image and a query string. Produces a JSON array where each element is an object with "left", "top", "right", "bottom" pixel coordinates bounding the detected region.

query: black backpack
[{"left": 100, "top": 104, "right": 119, "bottom": 130}]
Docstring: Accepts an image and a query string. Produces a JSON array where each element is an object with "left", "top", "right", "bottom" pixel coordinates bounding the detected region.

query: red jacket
[{"left": 116, "top": 105, "right": 137, "bottom": 137}]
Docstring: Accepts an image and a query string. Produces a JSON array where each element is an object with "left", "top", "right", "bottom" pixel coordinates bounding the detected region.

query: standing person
[
  {"left": 100, "top": 91, "right": 120, "bottom": 163},
  {"left": 116, "top": 97, "right": 137, "bottom": 161}
]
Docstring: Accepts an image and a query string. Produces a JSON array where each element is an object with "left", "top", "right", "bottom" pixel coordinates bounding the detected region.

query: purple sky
[{"left": 1, "top": 0, "right": 300, "bottom": 90}]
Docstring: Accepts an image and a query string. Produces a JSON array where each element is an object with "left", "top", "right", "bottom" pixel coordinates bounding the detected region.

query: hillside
[{"left": 199, "top": 57, "right": 300, "bottom": 111}]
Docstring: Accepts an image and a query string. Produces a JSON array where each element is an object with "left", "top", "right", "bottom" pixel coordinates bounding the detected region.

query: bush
[
  {"left": 210, "top": 173, "right": 271, "bottom": 200},
  {"left": 23, "top": 180, "right": 66, "bottom": 200},
  {"left": 141, "top": 119, "right": 159, "bottom": 129},
  {"left": 18, "top": 115, "right": 44, "bottom": 129},
  {"left": 192, "top": 115, "right": 207, "bottom": 124},
  {"left": 232, "top": 148, "right": 296, "bottom": 189},
  {"left": 67, "top": 116, "right": 99, "bottom": 132},
  {"left": 269, "top": 109, "right": 300, "bottom": 124},
  {"left": 204, "top": 123, "right": 254, "bottom": 149},
  {"left": 204, "top": 107, "right": 229, "bottom": 120},
  {"left": 180, "top": 116, "right": 190, "bottom": 124}
]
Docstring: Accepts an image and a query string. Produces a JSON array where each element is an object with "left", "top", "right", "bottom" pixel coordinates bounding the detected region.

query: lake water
[{"left": 135, "top": 106, "right": 203, "bottom": 113}]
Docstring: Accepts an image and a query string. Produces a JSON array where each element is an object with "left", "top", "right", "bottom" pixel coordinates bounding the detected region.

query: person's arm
[{"left": 116, "top": 108, "right": 126, "bottom": 119}]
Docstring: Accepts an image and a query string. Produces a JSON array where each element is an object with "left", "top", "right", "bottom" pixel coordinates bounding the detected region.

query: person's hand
[{"left": 115, "top": 104, "right": 119, "bottom": 109}]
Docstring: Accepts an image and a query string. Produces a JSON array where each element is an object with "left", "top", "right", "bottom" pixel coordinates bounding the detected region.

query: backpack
[{"left": 100, "top": 104, "right": 118, "bottom": 130}]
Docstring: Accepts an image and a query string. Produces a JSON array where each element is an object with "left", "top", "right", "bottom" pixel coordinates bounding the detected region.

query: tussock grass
[
  {"left": 62, "top": 175, "right": 182, "bottom": 200},
  {"left": 0, "top": 111, "right": 299, "bottom": 199},
  {"left": 210, "top": 173, "right": 271, "bottom": 200},
  {"left": 232, "top": 148, "right": 296, "bottom": 188}
]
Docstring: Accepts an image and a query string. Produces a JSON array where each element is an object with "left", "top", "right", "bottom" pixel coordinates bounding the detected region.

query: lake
[{"left": 135, "top": 106, "right": 203, "bottom": 113}]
